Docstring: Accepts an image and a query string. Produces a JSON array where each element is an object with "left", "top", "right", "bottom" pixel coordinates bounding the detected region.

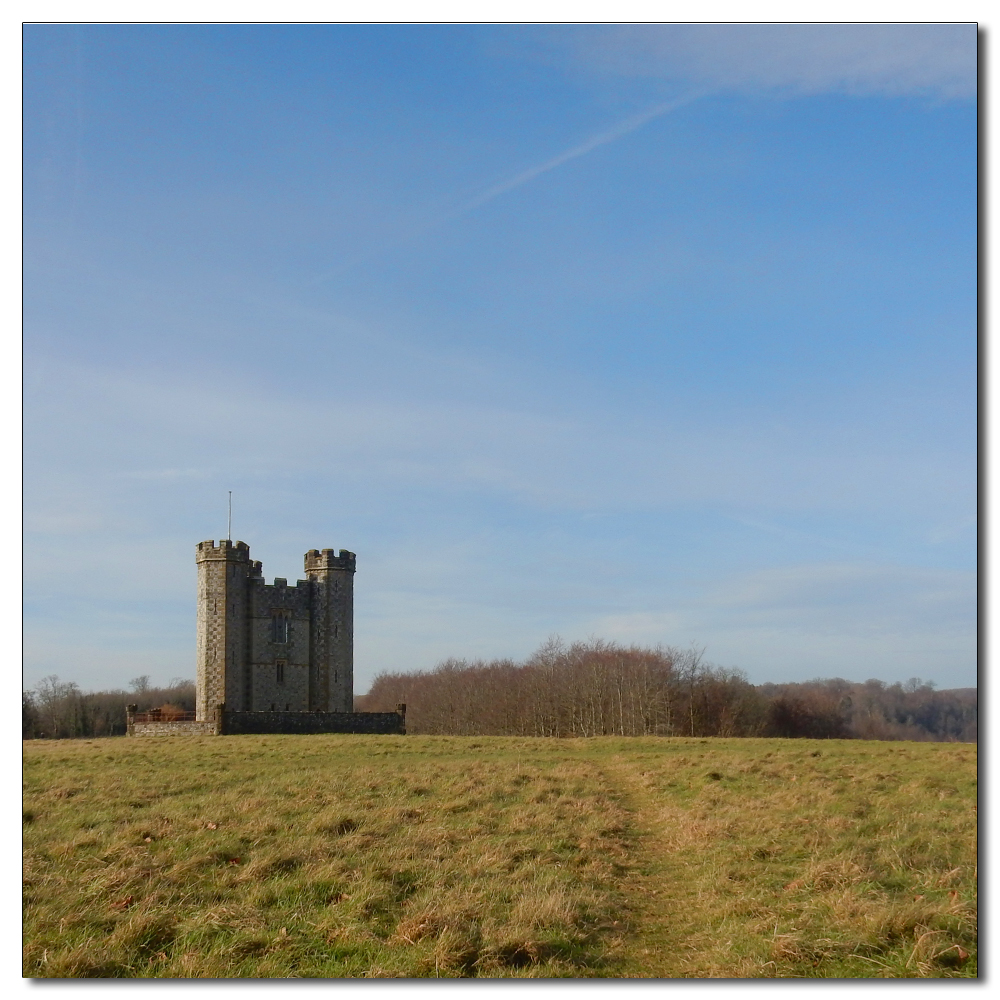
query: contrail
[
  {"left": 302, "top": 92, "right": 703, "bottom": 288},
  {"left": 462, "top": 91, "right": 704, "bottom": 213}
]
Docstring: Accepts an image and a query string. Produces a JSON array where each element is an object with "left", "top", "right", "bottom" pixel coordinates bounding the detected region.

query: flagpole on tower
[{"left": 228, "top": 492, "right": 232, "bottom": 541}]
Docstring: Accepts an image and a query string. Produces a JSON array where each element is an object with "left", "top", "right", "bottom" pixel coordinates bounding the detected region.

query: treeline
[
  {"left": 23, "top": 640, "right": 977, "bottom": 742},
  {"left": 22, "top": 675, "right": 196, "bottom": 740},
  {"left": 359, "top": 639, "right": 977, "bottom": 742},
  {"left": 758, "top": 678, "right": 977, "bottom": 742},
  {"left": 361, "top": 640, "right": 759, "bottom": 737}
]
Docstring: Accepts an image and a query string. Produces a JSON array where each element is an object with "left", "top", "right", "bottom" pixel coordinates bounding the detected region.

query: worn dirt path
[{"left": 596, "top": 752, "right": 711, "bottom": 978}]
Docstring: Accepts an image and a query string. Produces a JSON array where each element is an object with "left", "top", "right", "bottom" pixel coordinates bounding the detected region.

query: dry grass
[
  {"left": 23, "top": 735, "right": 976, "bottom": 978},
  {"left": 603, "top": 739, "right": 977, "bottom": 978}
]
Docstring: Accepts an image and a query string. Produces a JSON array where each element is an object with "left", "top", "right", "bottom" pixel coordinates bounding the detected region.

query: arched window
[{"left": 271, "top": 610, "right": 291, "bottom": 643}]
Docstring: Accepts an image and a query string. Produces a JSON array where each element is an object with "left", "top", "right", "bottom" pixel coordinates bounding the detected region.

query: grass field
[{"left": 23, "top": 735, "right": 976, "bottom": 978}]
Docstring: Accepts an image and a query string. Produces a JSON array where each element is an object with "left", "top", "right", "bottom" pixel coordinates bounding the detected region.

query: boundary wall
[
  {"left": 220, "top": 709, "right": 404, "bottom": 735},
  {"left": 129, "top": 720, "right": 219, "bottom": 737},
  {"left": 126, "top": 704, "right": 406, "bottom": 737}
]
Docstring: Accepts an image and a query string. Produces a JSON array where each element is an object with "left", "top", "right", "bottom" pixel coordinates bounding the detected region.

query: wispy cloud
[
  {"left": 120, "top": 468, "right": 206, "bottom": 481},
  {"left": 23, "top": 355, "right": 973, "bottom": 521},
  {"left": 462, "top": 92, "right": 703, "bottom": 212},
  {"left": 22, "top": 359, "right": 976, "bottom": 691},
  {"left": 566, "top": 24, "right": 976, "bottom": 100},
  {"left": 590, "top": 562, "right": 976, "bottom": 685}
]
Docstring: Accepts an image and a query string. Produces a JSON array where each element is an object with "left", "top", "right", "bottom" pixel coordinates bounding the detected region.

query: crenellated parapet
[
  {"left": 248, "top": 577, "right": 311, "bottom": 593},
  {"left": 196, "top": 539, "right": 251, "bottom": 562},
  {"left": 304, "top": 548, "right": 356, "bottom": 574}
]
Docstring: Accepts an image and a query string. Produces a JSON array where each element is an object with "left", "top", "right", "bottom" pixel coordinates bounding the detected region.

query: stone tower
[
  {"left": 305, "top": 549, "right": 355, "bottom": 713},
  {"left": 195, "top": 540, "right": 253, "bottom": 720},
  {"left": 195, "top": 540, "right": 355, "bottom": 721}
]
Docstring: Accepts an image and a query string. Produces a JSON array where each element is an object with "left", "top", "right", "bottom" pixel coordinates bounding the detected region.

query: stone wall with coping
[{"left": 129, "top": 720, "right": 219, "bottom": 737}]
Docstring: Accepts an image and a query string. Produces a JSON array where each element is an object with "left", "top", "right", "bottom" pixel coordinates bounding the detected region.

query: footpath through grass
[{"left": 23, "top": 735, "right": 976, "bottom": 978}]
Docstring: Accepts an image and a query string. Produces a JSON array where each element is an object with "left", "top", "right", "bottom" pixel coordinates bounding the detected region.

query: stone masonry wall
[
  {"left": 221, "top": 710, "right": 405, "bottom": 736},
  {"left": 249, "top": 578, "right": 311, "bottom": 711},
  {"left": 253, "top": 661, "right": 310, "bottom": 712},
  {"left": 130, "top": 720, "right": 219, "bottom": 737},
  {"left": 196, "top": 540, "right": 253, "bottom": 719},
  {"left": 330, "top": 566, "right": 354, "bottom": 711},
  {"left": 195, "top": 547, "right": 225, "bottom": 720}
]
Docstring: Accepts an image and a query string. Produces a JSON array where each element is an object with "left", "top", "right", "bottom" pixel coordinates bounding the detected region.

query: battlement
[
  {"left": 304, "top": 548, "right": 356, "bottom": 574},
  {"left": 249, "top": 577, "right": 310, "bottom": 591},
  {"left": 196, "top": 539, "right": 251, "bottom": 562},
  {"left": 266, "top": 578, "right": 307, "bottom": 591}
]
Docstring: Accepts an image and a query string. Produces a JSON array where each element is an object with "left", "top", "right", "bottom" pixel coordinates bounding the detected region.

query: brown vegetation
[{"left": 363, "top": 639, "right": 976, "bottom": 742}]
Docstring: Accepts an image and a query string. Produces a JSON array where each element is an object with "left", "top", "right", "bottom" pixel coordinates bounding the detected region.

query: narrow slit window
[{"left": 276, "top": 661, "right": 286, "bottom": 685}]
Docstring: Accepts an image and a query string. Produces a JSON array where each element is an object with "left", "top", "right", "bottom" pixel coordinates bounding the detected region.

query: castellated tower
[
  {"left": 305, "top": 549, "right": 356, "bottom": 713},
  {"left": 195, "top": 540, "right": 355, "bottom": 721},
  {"left": 196, "top": 540, "right": 253, "bottom": 720}
]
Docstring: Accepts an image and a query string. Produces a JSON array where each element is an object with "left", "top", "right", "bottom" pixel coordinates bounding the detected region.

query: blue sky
[{"left": 22, "top": 24, "right": 977, "bottom": 693}]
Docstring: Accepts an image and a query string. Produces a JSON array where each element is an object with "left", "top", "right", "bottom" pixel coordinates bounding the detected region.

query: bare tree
[{"left": 362, "top": 641, "right": 974, "bottom": 743}]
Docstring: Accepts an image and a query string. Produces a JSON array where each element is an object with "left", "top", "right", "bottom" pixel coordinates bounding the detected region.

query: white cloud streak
[
  {"left": 568, "top": 24, "right": 977, "bottom": 100},
  {"left": 463, "top": 91, "right": 704, "bottom": 212}
]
